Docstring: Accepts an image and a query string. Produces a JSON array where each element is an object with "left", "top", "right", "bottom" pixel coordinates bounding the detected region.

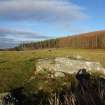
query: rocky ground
[{"left": 36, "top": 57, "right": 105, "bottom": 77}]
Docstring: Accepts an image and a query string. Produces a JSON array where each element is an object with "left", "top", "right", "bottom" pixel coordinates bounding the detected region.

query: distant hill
[{"left": 13, "top": 30, "right": 105, "bottom": 50}]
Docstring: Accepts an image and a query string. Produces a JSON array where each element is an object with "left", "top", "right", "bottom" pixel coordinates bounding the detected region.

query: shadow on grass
[{"left": 2, "top": 70, "right": 105, "bottom": 105}]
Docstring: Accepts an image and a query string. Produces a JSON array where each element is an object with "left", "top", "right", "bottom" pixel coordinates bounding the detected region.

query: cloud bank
[
  {"left": 0, "top": 28, "right": 50, "bottom": 48},
  {"left": 0, "top": 0, "right": 87, "bottom": 24}
]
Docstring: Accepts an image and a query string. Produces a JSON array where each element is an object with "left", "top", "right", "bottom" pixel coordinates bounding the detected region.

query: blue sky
[{"left": 0, "top": 0, "right": 105, "bottom": 48}]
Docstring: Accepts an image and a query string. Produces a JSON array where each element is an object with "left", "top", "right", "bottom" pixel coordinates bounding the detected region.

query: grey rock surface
[{"left": 36, "top": 57, "right": 105, "bottom": 77}]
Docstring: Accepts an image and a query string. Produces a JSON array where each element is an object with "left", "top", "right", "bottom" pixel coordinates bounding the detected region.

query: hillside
[{"left": 14, "top": 30, "right": 105, "bottom": 51}]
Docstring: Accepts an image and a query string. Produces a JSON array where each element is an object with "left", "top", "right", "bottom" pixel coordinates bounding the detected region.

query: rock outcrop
[{"left": 36, "top": 57, "right": 105, "bottom": 77}]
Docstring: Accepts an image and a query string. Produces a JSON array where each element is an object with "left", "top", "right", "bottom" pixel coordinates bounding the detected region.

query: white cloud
[{"left": 0, "top": 0, "right": 88, "bottom": 25}]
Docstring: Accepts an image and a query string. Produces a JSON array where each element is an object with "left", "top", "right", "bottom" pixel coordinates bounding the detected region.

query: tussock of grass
[
  {"left": 5, "top": 72, "right": 105, "bottom": 105},
  {"left": 26, "top": 73, "right": 105, "bottom": 105}
]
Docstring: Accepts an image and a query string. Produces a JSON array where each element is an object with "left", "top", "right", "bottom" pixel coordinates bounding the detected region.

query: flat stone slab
[{"left": 36, "top": 57, "right": 105, "bottom": 76}]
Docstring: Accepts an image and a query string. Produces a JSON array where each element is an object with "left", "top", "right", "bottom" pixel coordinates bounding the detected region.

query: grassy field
[{"left": 0, "top": 48, "right": 105, "bottom": 93}]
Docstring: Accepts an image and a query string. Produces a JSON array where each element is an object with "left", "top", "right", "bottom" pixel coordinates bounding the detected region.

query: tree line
[
  {"left": 15, "top": 39, "right": 59, "bottom": 50},
  {"left": 14, "top": 30, "right": 105, "bottom": 50}
]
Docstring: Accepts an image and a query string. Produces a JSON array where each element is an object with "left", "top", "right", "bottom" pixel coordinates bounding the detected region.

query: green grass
[{"left": 0, "top": 48, "right": 105, "bottom": 92}]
